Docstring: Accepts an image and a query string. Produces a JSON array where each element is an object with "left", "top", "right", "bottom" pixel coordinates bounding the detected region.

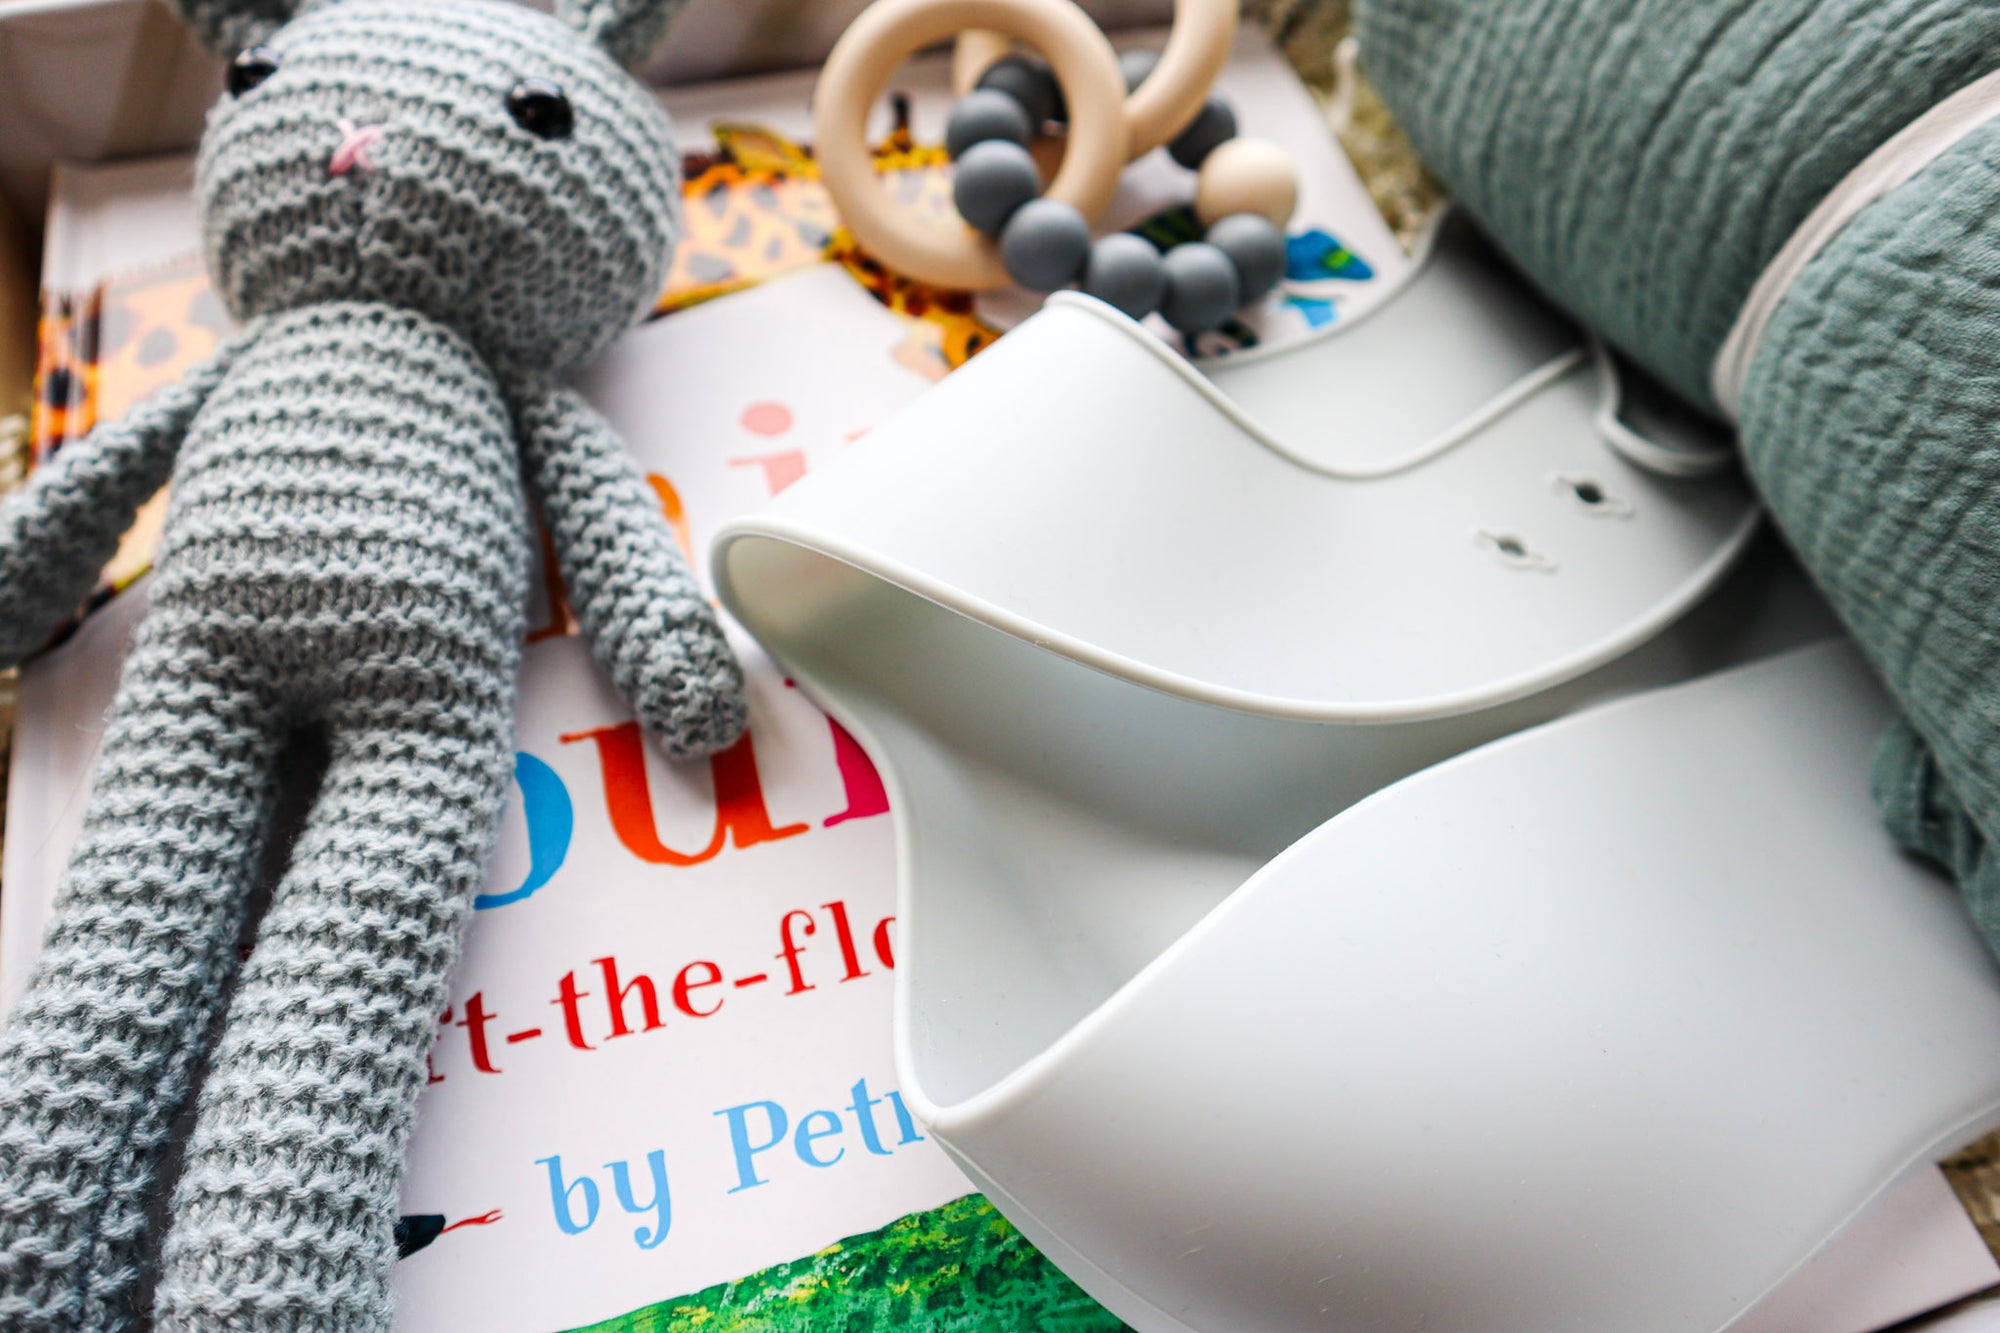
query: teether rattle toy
[{"left": 815, "top": 0, "right": 1301, "bottom": 335}]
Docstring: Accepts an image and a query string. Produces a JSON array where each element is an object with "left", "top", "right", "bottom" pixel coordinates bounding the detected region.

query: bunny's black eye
[
  {"left": 506, "top": 78, "right": 574, "bottom": 140},
  {"left": 227, "top": 46, "right": 281, "bottom": 97}
]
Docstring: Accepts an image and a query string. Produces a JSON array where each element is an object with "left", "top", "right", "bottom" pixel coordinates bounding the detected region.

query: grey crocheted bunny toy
[{"left": 0, "top": 0, "right": 746, "bottom": 1325}]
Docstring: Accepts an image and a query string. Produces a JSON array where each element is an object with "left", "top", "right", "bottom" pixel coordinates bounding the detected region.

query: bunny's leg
[
  {"left": 0, "top": 618, "right": 285, "bottom": 1332},
  {"left": 154, "top": 671, "right": 514, "bottom": 1332}
]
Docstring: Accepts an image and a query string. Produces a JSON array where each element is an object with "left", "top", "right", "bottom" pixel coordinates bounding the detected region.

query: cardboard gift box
[{"left": 5, "top": 2, "right": 2000, "bottom": 1329}]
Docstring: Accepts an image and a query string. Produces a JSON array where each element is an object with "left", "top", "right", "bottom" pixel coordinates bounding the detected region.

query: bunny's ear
[
  {"left": 554, "top": 0, "right": 690, "bottom": 70},
  {"left": 167, "top": 0, "right": 324, "bottom": 54}
]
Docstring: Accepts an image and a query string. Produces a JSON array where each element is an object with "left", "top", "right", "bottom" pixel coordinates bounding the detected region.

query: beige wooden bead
[{"left": 1194, "top": 136, "right": 1300, "bottom": 227}]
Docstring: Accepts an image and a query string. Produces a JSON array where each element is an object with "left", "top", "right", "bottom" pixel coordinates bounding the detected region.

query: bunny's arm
[
  {"left": 516, "top": 382, "right": 748, "bottom": 760},
  {"left": 0, "top": 342, "right": 240, "bottom": 667}
]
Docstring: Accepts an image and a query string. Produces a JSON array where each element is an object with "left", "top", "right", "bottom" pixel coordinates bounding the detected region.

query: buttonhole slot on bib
[
  {"left": 1473, "top": 528, "right": 1556, "bottom": 572},
  {"left": 1552, "top": 473, "right": 1634, "bottom": 518}
]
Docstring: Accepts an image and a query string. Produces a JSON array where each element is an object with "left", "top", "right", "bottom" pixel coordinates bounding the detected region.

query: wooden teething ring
[
  {"left": 952, "top": 0, "right": 1238, "bottom": 158},
  {"left": 816, "top": 0, "right": 1132, "bottom": 291}
]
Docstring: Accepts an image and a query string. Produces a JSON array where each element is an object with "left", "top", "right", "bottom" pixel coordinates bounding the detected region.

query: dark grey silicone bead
[
  {"left": 1083, "top": 233, "right": 1167, "bottom": 319},
  {"left": 1118, "top": 49, "right": 1159, "bottom": 92},
  {"left": 1206, "top": 212, "right": 1287, "bottom": 303},
  {"left": 953, "top": 139, "right": 1041, "bottom": 236},
  {"left": 1168, "top": 97, "right": 1237, "bottom": 169},
  {"left": 1160, "top": 242, "right": 1241, "bottom": 334},
  {"left": 946, "top": 89, "right": 1035, "bottom": 159},
  {"left": 977, "top": 54, "right": 1062, "bottom": 127},
  {"left": 1001, "top": 198, "right": 1092, "bottom": 291}
]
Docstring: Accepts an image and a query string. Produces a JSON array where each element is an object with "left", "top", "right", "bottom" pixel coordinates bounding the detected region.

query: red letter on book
[
  {"left": 456, "top": 991, "right": 501, "bottom": 1074},
  {"left": 595, "top": 956, "right": 665, "bottom": 1038},
  {"left": 552, "top": 970, "right": 595, "bottom": 1051},
  {"left": 822, "top": 900, "right": 869, "bottom": 983},
  {"left": 823, "top": 719, "right": 889, "bottom": 827},
  {"left": 673, "top": 961, "right": 724, "bottom": 1018}
]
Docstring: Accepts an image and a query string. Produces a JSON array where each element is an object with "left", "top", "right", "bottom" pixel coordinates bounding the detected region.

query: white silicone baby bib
[
  {"left": 927, "top": 642, "right": 2000, "bottom": 1332},
  {"left": 719, "top": 216, "right": 1758, "bottom": 721},
  {"left": 703, "top": 220, "right": 1994, "bottom": 1331}
]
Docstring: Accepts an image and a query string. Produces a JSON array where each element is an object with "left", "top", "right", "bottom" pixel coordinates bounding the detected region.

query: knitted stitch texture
[{"left": 0, "top": 0, "right": 740, "bottom": 1327}]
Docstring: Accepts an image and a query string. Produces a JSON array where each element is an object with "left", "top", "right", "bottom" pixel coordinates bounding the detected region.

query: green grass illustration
[{"left": 565, "top": 1193, "right": 1132, "bottom": 1332}]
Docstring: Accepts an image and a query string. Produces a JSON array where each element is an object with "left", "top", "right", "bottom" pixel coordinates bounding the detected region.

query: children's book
[{"left": 2, "top": 25, "right": 1996, "bottom": 1333}]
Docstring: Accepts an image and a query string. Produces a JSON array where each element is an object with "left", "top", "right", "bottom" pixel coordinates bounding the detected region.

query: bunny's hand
[
  {"left": 518, "top": 383, "right": 748, "bottom": 761},
  {"left": 0, "top": 342, "right": 239, "bottom": 668}
]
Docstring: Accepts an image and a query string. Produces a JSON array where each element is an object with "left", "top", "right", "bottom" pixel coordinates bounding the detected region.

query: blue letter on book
[
  {"left": 716, "top": 1101, "right": 788, "bottom": 1192},
  {"left": 476, "top": 752, "right": 574, "bottom": 910},
  {"left": 608, "top": 1150, "right": 672, "bottom": 1249},
  {"left": 538, "top": 1155, "right": 600, "bottom": 1235}
]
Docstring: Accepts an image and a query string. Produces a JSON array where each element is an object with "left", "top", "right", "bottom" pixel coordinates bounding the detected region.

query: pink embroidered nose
[{"left": 329, "top": 119, "right": 385, "bottom": 177}]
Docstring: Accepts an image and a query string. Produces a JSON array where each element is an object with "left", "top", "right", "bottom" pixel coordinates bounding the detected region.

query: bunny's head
[{"left": 184, "top": 0, "right": 688, "bottom": 378}]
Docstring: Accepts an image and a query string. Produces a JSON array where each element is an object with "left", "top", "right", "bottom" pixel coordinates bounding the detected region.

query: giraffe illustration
[{"left": 663, "top": 112, "right": 1002, "bottom": 379}]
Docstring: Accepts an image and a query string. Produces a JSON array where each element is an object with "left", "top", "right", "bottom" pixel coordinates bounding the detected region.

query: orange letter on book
[{"left": 561, "top": 722, "right": 808, "bottom": 866}]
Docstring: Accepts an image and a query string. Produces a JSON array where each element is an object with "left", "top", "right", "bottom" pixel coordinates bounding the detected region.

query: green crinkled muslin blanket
[{"left": 1355, "top": 0, "right": 2000, "bottom": 946}]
